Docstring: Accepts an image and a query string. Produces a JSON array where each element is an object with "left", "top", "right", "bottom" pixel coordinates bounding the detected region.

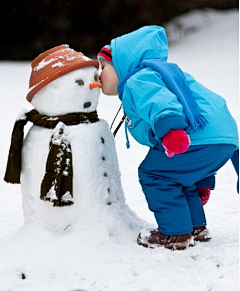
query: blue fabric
[
  {"left": 141, "top": 59, "right": 208, "bottom": 132},
  {"left": 195, "top": 175, "right": 215, "bottom": 190},
  {"left": 231, "top": 149, "right": 239, "bottom": 193},
  {"left": 110, "top": 25, "right": 239, "bottom": 150},
  {"left": 118, "top": 59, "right": 208, "bottom": 132},
  {"left": 118, "top": 68, "right": 141, "bottom": 101},
  {"left": 111, "top": 25, "right": 168, "bottom": 79},
  {"left": 138, "top": 144, "right": 236, "bottom": 235}
]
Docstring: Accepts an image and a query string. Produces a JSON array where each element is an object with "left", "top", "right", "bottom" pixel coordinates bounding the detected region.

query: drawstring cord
[
  {"left": 113, "top": 115, "right": 125, "bottom": 137},
  {"left": 110, "top": 104, "right": 130, "bottom": 148},
  {"left": 110, "top": 104, "right": 122, "bottom": 130},
  {"left": 125, "top": 122, "right": 130, "bottom": 149}
]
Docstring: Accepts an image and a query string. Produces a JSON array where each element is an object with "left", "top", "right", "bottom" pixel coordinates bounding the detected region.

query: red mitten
[
  {"left": 162, "top": 129, "right": 190, "bottom": 157},
  {"left": 198, "top": 187, "right": 211, "bottom": 206}
]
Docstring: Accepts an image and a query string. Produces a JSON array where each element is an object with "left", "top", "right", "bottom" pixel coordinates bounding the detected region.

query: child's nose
[{"left": 89, "top": 81, "right": 101, "bottom": 89}]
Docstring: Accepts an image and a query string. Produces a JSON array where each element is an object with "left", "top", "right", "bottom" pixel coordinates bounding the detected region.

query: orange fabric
[{"left": 27, "top": 45, "right": 99, "bottom": 102}]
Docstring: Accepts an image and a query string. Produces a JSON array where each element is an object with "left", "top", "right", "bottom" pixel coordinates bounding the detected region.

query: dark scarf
[{"left": 4, "top": 109, "right": 99, "bottom": 207}]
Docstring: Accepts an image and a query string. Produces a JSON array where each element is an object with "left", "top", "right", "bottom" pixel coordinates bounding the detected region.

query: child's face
[{"left": 99, "top": 60, "right": 119, "bottom": 95}]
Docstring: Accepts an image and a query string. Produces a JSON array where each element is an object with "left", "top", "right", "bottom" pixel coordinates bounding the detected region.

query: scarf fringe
[
  {"left": 190, "top": 114, "right": 209, "bottom": 132},
  {"left": 3, "top": 179, "right": 20, "bottom": 185},
  {"left": 41, "top": 196, "right": 74, "bottom": 207}
]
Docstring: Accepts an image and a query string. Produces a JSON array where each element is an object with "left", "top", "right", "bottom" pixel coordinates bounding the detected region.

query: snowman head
[{"left": 27, "top": 45, "right": 101, "bottom": 116}]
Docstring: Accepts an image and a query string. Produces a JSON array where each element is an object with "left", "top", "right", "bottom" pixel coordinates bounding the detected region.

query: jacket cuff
[{"left": 154, "top": 116, "right": 188, "bottom": 139}]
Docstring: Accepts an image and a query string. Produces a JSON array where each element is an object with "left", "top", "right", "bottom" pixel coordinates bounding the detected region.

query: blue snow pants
[{"left": 138, "top": 144, "right": 236, "bottom": 235}]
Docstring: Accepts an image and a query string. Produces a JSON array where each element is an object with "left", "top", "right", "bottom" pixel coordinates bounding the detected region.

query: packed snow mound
[{"left": 0, "top": 9, "right": 238, "bottom": 291}]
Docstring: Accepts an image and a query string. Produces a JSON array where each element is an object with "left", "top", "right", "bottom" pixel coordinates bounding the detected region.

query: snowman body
[{"left": 21, "top": 66, "right": 141, "bottom": 232}]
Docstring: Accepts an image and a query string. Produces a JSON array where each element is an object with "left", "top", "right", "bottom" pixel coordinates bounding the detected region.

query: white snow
[
  {"left": 82, "top": 55, "right": 91, "bottom": 61},
  {"left": 28, "top": 78, "right": 46, "bottom": 93},
  {"left": 16, "top": 108, "right": 28, "bottom": 121},
  {"left": 52, "top": 61, "right": 65, "bottom": 68},
  {"left": 34, "top": 58, "right": 57, "bottom": 71},
  {"left": 0, "top": 9, "right": 239, "bottom": 291},
  {"left": 65, "top": 56, "right": 78, "bottom": 61},
  {"left": 46, "top": 185, "right": 58, "bottom": 201},
  {"left": 61, "top": 191, "right": 74, "bottom": 202}
]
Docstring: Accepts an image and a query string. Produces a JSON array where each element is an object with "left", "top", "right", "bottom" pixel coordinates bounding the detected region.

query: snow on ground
[{"left": 0, "top": 9, "right": 239, "bottom": 291}]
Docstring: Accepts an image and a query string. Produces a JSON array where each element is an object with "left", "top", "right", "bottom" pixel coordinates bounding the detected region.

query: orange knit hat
[{"left": 26, "top": 44, "right": 99, "bottom": 102}]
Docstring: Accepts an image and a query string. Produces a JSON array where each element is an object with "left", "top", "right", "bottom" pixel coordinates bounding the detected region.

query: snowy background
[{"left": 0, "top": 9, "right": 239, "bottom": 291}]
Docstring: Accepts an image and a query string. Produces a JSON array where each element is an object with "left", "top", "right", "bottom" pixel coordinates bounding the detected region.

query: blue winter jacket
[{"left": 110, "top": 25, "right": 239, "bottom": 148}]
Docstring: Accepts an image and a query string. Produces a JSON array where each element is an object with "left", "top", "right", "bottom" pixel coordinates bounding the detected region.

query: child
[{"left": 97, "top": 26, "right": 239, "bottom": 250}]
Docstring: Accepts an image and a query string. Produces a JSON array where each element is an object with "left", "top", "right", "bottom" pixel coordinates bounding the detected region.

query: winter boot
[
  {"left": 137, "top": 230, "right": 194, "bottom": 250},
  {"left": 193, "top": 226, "right": 211, "bottom": 242}
]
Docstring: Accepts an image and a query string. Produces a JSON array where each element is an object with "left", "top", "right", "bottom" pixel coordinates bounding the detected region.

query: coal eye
[
  {"left": 76, "top": 79, "right": 84, "bottom": 86},
  {"left": 94, "top": 73, "right": 99, "bottom": 82}
]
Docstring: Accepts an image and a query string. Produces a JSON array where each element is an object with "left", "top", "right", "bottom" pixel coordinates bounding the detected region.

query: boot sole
[
  {"left": 137, "top": 235, "right": 195, "bottom": 250},
  {"left": 194, "top": 235, "right": 212, "bottom": 242}
]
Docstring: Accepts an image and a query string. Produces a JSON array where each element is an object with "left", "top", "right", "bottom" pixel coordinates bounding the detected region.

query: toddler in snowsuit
[{"left": 97, "top": 26, "right": 239, "bottom": 250}]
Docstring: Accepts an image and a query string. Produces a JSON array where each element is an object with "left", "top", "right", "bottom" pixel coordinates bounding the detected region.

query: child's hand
[
  {"left": 198, "top": 187, "right": 211, "bottom": 205},
  {"left": 162, "top": 129, "right": 190, "bottom": 157}
]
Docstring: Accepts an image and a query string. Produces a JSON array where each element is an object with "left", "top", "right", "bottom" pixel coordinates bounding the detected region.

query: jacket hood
[{"left": 111, "top": 25, "right": 168, "bottom": 80}]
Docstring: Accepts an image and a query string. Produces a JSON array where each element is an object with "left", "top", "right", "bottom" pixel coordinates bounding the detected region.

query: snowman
[{"left": 4, "top": 45, "right": 146, "bottom": 234}]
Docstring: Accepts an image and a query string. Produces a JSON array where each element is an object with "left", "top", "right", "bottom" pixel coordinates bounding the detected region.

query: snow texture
[
  {"left": 34, "top": 58, "right": 57, "bottom": 71},
  {"left": 16, "top": 108, "right": 28, "bottom": 121},
  {"left": 0, "top": 9, "right": 239, "bottom": 291}
]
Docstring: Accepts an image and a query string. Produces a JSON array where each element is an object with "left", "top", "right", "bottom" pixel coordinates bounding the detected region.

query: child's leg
[
  {"left": 182, "top": 184, "right": 206, "bottom": 228},
  {"left": 138, "top": 170, "right": 193, "bottom": 235},
  {"left": 138, "top": 144, "right": 236, "bottom": 236},
  {"left": 138, "top": 147, "right": 195, "bottom": 236}
]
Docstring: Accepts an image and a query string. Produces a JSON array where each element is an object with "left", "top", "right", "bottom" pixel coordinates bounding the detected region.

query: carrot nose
[{"left": 89, "top": 81, "right": 101, "bottom": 89}]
